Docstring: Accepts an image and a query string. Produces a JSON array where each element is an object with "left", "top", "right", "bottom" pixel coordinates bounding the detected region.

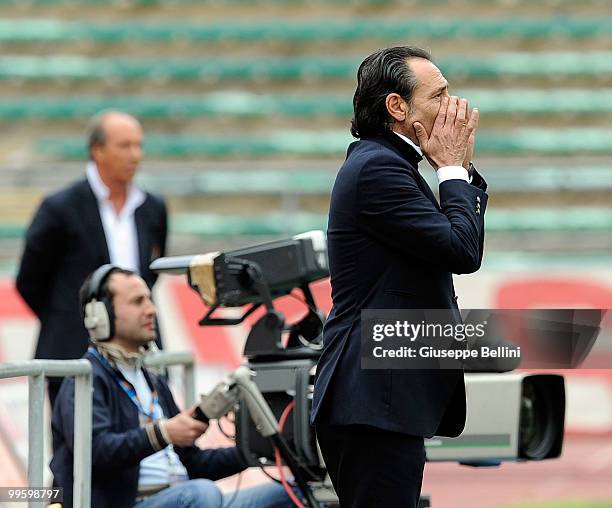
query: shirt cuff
[{"left": 437, "top": 166, "right": 472, "bottom": 184}]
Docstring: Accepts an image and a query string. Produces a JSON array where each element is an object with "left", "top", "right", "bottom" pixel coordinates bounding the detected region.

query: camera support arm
[{"left": 194, "top": 367, "right": 319, "bottom": 508}]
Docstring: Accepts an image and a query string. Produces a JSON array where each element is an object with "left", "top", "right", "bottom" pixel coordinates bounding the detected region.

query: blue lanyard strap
[{"left": 90, "top": 347, "right": 160, "bottom": 422}]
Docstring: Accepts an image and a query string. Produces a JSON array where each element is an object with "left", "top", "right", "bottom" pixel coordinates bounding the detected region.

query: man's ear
[
  {"left": 385, "top": 93, "right": 407, "bottom": 122},
  {"left": 91, "top": 144, "right": 101, "bottom": 162}
]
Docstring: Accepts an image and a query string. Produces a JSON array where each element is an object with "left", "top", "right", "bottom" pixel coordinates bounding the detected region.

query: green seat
[
  {"left": 1, "top": 18, "right": 611, "bottom": 43},
  {"left": 0, "top": 224, "right": 24, "bottom": 239},
  {"left": 2, "top": 53, "right": 612, "bottom": 82},
  {"left": 38, "top": 128, "right": 612, "bottom": 159},
  {"left": 2, "top": 207, "right": 611, "bottom": 240},
  {"left": 38, "top": 131, "right": 352, "bottom": 158},
  {"left": 138, "top": 170, "right": 337, "bottom": 195},
  {"left": 2, "top": 89, "right": 612, "bottom": 120},
  {"left": 173, "top": 207, "right": 612, "bottom": 235},
  {"left": 0, "top": 93, "right": 349, "bottom": 119},
  {"left": 136, "top": 165, "right": 612, "bottom": 196}
]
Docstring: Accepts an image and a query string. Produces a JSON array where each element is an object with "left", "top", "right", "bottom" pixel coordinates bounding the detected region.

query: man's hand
[
  {"left": 463, "top": 129, "right": 476, "bottom": 171},
  {"left": 413, "top": 96, "right": 479, "bottom": 171},
  {"left": 163, "top": 406, "right": 209, "bottom": 446}
]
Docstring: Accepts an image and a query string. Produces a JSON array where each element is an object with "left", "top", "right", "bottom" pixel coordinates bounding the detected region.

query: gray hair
[{"left": 85, "top": 110, "right": 110, "bottom": 160}]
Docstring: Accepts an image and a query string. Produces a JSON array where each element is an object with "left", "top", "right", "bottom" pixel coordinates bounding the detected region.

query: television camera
[{"left": 151, "top": 231, "right": 566, "bottom": 508}]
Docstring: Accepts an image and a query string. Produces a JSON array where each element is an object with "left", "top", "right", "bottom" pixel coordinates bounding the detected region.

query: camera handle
[{"left": 194, "top": 366, "right": 320, "bottom": 508}]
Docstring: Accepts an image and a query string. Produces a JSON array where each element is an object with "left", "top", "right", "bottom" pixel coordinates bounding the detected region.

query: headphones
[{"left": 83, "top": 264, "right": 120, "bottom": 341}]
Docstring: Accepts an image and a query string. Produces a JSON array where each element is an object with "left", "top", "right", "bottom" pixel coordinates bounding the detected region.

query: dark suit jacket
[
  {"left": 51, "top": 349, "right": 246, "bottom": 508},
  {"left": 16, "top": 178, "right": 167, "bottom": 361},
  {"left": 312, "top": 132, "right": 488, "bottom": 438}
]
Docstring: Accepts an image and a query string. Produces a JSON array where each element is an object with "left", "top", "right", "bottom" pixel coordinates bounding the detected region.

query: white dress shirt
[
  {"left": 86, "top": 162, "right": 145, "bottom": 273},
  {"left": 393, "top": 132, "right": 471, "bottom": 184}
]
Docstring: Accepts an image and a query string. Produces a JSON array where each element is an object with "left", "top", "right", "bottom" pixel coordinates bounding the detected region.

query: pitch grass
[{"left": 501, "top": 501, "right": 612, "bottom": 508}]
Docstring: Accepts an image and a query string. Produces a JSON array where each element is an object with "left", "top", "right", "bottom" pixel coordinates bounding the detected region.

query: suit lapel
[
  {"left": 79, "top": 180, "right": 111, "bottom": 264},
  {"left": 379, "top": 133, "right": 441, "bottom": 210}
]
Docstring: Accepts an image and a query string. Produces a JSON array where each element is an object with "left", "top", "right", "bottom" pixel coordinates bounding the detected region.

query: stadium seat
[
  {"left": 134, "top": 166, "right": 612, "bottom": 196},
  {"left": 2, "top": 207, "right": 611, "bottom": 240},
  {"left": 1, "top": 89, "right": 611, "bottom": 120},
  {"left": 1, "top": 53, "right": 611, "bottom": 82},
  {"left": 1, "top": 18, "right": 611, "bottom": 43},
  {"left": 38, "top": 128, "right": 612, "bottom": 159}
]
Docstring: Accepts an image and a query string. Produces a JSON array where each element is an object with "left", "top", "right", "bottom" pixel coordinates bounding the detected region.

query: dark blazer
[
  {"left": 312, "top": 132, "right": 488, "bottom": 438},
  {"left": 51, "top": 349, "right": 247, "bottom": 508},
  {"left": 16, "top": 178, "right": 167, "bottom": 361}
]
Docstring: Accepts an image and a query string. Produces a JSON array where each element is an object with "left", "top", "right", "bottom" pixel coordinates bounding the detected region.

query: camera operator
[{"left": 51, "top": 264, "right": 295, "bottom": 508}]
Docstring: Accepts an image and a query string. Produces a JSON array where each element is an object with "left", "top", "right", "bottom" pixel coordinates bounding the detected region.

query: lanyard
[
  {"left": 90, "top": 347, "right": 160, "bottom": 422},
  {"left": 90, "top": 348, "right": 189, "bottom": 484}
]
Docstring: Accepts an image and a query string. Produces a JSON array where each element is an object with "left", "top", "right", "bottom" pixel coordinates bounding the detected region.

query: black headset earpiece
[{"left": 83, "top": 264, "right": 119, "bottom": 341}]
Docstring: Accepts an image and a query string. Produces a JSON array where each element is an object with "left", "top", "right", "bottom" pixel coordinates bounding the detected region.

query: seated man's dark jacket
[
  {"left": 51, "top": 349, "right": 247, "bottom": 508},
  {"left": 312, "top": 132, "right": 488, "bottom": 438}
]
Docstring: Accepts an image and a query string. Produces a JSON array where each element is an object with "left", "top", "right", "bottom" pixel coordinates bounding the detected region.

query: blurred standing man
[
  {"left": 312, "top": 47, "right": 488, "bottom": 507},
  {"left": 16, "top": 111, "right": 167, "bottom": 409}
]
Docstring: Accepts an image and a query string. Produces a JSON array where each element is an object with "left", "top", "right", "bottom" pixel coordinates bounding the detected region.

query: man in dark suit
[
  {"left": 312, "top": 46, "right": 488, "bottom": 507},
  {"left": 16, "top": 111, "right": 167, "bottom": 409}
]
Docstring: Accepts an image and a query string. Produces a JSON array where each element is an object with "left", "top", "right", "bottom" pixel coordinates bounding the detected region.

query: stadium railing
[
  {"left": 0, "top": 352, "right": 195, "bottom": 508},
  {"left": 143, "top": 351, "right": 196, "bottom": 406},
  {"left": 0, "top": 360, "right": 92, "bottom": 508}
]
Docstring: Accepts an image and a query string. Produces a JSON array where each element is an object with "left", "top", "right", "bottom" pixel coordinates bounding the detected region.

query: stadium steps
[
  {"left": 2, "top": 164, "right": 609, "bottom": 229},
  {"left": 1, "top": 89, "right": 612, "bottom": 120},
  {"left": 1, "top": 18, "right": 612, "bottom": 44},
  {"left": 2, "top": 166, "right": 611, "bottom": 229},
  {"left": 0, "top": 2, "right": 609, "bottom": 249},
  {"left": 2, "top": 53, "right": 612, "bottom": 82},
  {"left": 37, "top": 128, "right": 612, "bottom": 159}
]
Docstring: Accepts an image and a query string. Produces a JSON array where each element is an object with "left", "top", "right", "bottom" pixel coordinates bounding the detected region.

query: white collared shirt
[
  {"left": 393, "top": 132, "right": 470, "bottom": 184},
  {"left": 87, "top": 162, "right": 145, "bottom": 274}
]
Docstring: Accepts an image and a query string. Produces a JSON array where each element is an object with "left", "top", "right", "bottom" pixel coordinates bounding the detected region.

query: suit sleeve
[
  {"left": 16, "top": 197, "right": 66, "bottom": 316},
  {"left": 148, "top": 197, "right": 168, "bottom": 289},
  {"left": 357, "top": 156, "right": 488, "bottom": 274},
  {"left": 471, "top": 168, "right": 488, "bottom": 268}
]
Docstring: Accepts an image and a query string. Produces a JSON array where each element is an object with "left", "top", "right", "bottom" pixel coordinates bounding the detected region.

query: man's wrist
[
  {"left": 157, "top": 419, "right": 172, "bottom": 446},
  {"left": 145, "top": 420, "right": 170, "bottom": 451}
]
